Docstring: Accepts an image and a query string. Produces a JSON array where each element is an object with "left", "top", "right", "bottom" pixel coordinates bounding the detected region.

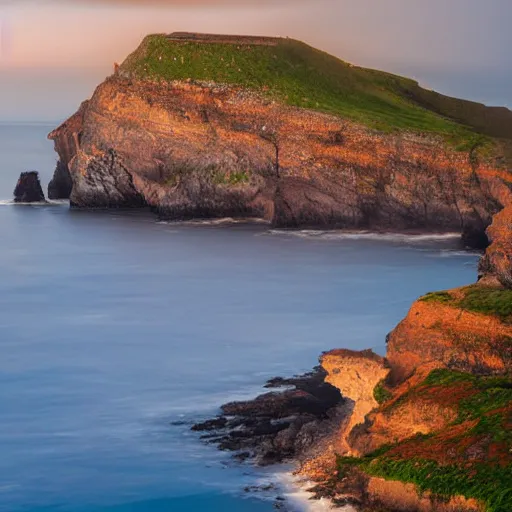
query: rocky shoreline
[{"left": 192, "top": 367, "right": 348, "bottom": 467}]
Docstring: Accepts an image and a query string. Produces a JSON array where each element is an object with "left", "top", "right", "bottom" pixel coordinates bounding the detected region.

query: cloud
[{"left": 0, "top": 0, "right": 298, "bottom": 5}]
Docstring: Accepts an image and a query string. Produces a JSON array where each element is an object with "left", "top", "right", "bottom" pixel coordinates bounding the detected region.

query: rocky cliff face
[
  {"left": 301, "top": 280, "right": 511, "bottom": 511},
  {"left": 480, "top": 205, "right": 512, "bottom": 287},
  {"left": 386, "top": 290, "right": 512, "bottom": 382},
  {"left": 47, "top": 101, "right": 87, "bottom": 200},
  {"left": 48, "top": 76, "right": 512, "bottom": 244}
]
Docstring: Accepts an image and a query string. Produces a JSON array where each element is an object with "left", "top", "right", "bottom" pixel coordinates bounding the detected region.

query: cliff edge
[{"left": 48, "top": 33, "right": 512, "bottom": 245}]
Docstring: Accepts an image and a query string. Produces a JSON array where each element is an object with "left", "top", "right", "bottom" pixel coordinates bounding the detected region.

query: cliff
[
  {"left": 48, "top": 33, "right": 512, "bottom": 245},
  {"left": 297, "top": 239, "right": 512, "bottom": 511}
]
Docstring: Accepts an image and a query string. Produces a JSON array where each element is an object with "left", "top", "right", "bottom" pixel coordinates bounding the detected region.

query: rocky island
[
  {"left": 13, "top": 171, "right": 46, "bottom": 203},
  {"left": 47, "top": 33, "right": 511, "bottom": 511},
  {"left": 48, "top": 33, "right": 512, "bottom": 246}
]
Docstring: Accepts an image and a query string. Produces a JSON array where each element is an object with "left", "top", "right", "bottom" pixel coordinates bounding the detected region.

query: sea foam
[
  {"left": 274, "top": 471, "right": 357, "bottom": 511},
  {"left": 263, "top": 229, "right": 461, "bottom": 243}
]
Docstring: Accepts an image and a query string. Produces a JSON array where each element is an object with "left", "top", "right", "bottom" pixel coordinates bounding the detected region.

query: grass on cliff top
[
  {"left": 338, "top": 456, "right": 512, "bottom": 512},
  {"left": 119, "top": 35, "right": 512, "bottom": 149},
  {"left": 338, "top": 369, "right": 512, "bottom": 512},
  {"left": 423, "top": 369, "right": 512, "bottom": 428},
  {"left": 420, "top": 285, "right": 512, "bottom": 323}
]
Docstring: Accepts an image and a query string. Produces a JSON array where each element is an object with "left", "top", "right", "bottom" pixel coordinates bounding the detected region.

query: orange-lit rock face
[
  {"left": 320, "top": 349, "right": 389, "bottom": 452},
  {"left": 386, "top": 297, "right": 512, "bottom": 383},
  {"left": 482, "top": 205, "right": 512, "bottom": 288},
  {"left": 49, "top": 78, "right": 512, "bottom": 236},
  {"left": 366, "top": 478, "right": 482, "bottom": 512},
  {"left": 349, "top": 374, "right": 477, "bottom": 455},
  {"left": 350, "top": 393, "right": 456, "bottom": 456},
  {"left": 49, "top": 101, "right": 88, "bottom": 172}
]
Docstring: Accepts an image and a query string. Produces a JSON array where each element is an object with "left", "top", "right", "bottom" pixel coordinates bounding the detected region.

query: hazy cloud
[
  {"left": 1, "top": 0, "right": 511, "bottom": 121},
  {"left": 0, "top": 0, "right": 300, "bottom": 5}
]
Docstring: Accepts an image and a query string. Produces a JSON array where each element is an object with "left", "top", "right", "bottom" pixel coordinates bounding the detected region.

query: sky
[{"left": 0, "top": 0, "right": 511, "bottom": 122}]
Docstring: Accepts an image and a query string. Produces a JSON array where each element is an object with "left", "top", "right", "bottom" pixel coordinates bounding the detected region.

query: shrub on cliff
[{"left": 420, "top": 285, "right": 512, "bottom": 323}]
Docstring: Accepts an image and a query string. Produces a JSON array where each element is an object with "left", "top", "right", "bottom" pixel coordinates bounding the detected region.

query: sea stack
[{"left": 13, "top": 171, "right": 46, "bottom": 203}]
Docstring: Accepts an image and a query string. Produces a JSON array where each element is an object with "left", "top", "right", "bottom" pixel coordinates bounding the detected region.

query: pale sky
[{"left": 0, "top": 0, "right": 511, "bottom": 122}]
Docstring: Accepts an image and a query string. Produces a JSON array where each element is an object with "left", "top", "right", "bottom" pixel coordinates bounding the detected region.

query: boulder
[{"left": 13, "top": 171, "right": 46, "bottom": 203}]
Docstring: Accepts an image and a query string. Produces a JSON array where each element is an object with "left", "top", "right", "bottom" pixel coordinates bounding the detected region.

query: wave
[
  {"left": 158, "top": 217, "right": 270, "bottom": 227},
  {"left": 263, "top": 229, "right": 461, "bottom": 243},
  {"left": 0, "top": 199, "right": 69, "bottom": 206},
  {"left": 430, "top": 250, "right": 481, "bottom": 258},
  {"left": 274, "top": 471, "right": 356, "bottom": 511}
]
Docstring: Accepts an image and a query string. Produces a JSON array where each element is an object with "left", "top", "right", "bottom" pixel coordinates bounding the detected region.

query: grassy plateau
[
  {"left": 120, "top": 34, "right": 512, "bottom": 152},
  {"left": 421, "top": 286, "right": 512, "bottom": 323}
]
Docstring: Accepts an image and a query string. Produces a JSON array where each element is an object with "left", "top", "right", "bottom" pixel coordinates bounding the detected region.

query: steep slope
[
  {"left": 48, "top": 33, "right": 512, "bottom": 245},
  {"left": 119, "top": 34, "right": 512, "bottom": 143}
]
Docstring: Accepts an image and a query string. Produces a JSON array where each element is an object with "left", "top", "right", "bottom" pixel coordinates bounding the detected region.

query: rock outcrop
[
  {"left": 47, "top": 101, "right": 87, "bottom": 200},
  {"left": 320, "top": 349, "right": 389, "bottom": 451},
  {"left": 480, "top": 205, "right": 512, "bottom": 287},
  {"left": 191, "top": 368, "right": 347, "bottom": 466},
  {"left": 13, "top": 171, "right": 46, "bottom": 203},
  {"left": 47, "top": 161, "right": 73, "bottom": 200},
  {"left": 386, "top": 287, "right": 512, "bottom": 383}
]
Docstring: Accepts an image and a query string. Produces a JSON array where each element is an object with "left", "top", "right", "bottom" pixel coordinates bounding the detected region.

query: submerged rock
[{"left": 13, "top": 171, "right": 46, "bottom": 203}]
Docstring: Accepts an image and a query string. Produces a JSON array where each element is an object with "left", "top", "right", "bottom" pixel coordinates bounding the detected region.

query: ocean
[{"left": 0, "top": 123, "right": 479, "bottom": 512}]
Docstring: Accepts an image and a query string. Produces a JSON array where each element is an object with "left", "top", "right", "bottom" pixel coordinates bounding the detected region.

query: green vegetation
[
  {"left": 373, "top": 379, "right": 393, "bottom": 405},
  {"left": 401, "top": 369, "right": 512, "bottom": 427},
  {"left": 419, "top": 286, "right": 512, "bottom": 323},
  {"left": 349, "top": 457, "right": 512, "bottom": 512},
  {"left": 213, "top": 170, "right": 250, "bottom": 185},
  {"left": 338, "top": 369, "right": 512, "bottom": 512},
  {"left": 459, "top": 286, "right": 512, "bottom": 323},
  {"left": 420, "top": 291, "right": 453, "bottom": 304},
  {"left": 421, "top": 368, "right": 475, "bottom": 387},
  {"left": 119, "top": 35, "right": 512, "bottom": 149}
]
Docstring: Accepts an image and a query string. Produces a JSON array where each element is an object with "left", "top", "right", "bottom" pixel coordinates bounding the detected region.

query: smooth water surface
[{"left": 0, "top": 124, "right": 480, "bottom": 512}]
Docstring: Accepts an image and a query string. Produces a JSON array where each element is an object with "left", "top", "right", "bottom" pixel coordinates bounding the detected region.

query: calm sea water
[{"left": 0, "top": 124, "right": 479, "bottom": 512}]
